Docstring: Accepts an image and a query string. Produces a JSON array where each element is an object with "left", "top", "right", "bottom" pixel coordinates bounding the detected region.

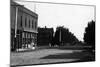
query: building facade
[
  {"left": 37, "top": 27, "right": 54, "bottom": 46},
  {"left": 11, "top": 1, "right": 38, "bottom": 51}
]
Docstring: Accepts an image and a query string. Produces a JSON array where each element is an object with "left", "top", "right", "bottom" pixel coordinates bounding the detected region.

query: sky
[{"left": 14, "top": 0, "right": 95, "bottom": 41}]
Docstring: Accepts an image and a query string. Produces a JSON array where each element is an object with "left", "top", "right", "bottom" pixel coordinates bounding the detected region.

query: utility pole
[
  {"left": 34, "top": 3, "right": 37, "bottom": 49},
  {"left": 14, "top": 5, "right": 24, "bottom": 37},
  {"left": 15, "top": 6, "right": 18, "bottom": 38},
  {"left": 34, "top": 3, "right": 36, "bottom": 13},
  {"left": 59, "top": 27, "right": 61, "bottom": 45}
]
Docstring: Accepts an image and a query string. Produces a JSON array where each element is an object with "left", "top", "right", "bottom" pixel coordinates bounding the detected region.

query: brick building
[
  {"left": 11, "top": 1, "right": 38, "bottom": 51},
  {"left": 37, "top": 27, "right": 54, "bottom": 46}
]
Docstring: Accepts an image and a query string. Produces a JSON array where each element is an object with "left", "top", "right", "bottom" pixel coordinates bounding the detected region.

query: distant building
[
  {"left": 11, "top": 1, "right": 38, "bottom": 51},
  {"left": 37, "top": 26, "right": 54, "bottom": 46}
]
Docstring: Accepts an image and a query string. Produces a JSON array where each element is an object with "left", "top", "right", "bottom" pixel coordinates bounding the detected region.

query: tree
[
  {"left": 84, "top": 20, "right": 95, "bottom": 49},
  {"left": 53, "top": 26, "right": 78, "bottom": 46}
]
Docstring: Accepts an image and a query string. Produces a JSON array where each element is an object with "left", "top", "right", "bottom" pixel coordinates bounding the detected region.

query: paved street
[{"left": 10, "top": 48, "right": 94, "bottom": 66}]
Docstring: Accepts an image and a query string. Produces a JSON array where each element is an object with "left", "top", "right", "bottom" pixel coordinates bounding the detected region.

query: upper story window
[
  {"left": 29, "top": 19, "right": 30, "bottom": 28},
  {"left": 25, "top": 17, "right": 27, "bottom": 27},
  {"left": 35, "top": 21, "right": 37, "bottom": 30},
  {"left": 30, "top": 19, "right": 32, "bottom": 28},
  {"left": 20, "top": 16, "right": 23, "bottom": 27},
  {"left": 32, "top": 20, "right": 34, "bottom": 28}
]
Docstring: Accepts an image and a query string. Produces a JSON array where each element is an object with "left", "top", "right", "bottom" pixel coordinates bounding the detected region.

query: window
[
  {"left": 22, "top": 32, "right": 25, "bottom": 38},
  {"left": 25, "top": 17, "right": 27, "bottom": 27},
  {"left": 30, "top": 20, "right": 32, "bottom": 28},
  {"left": 20, "top": 16, "right": 23, "bottom": 27},
  {"left": 29, "top": 19, "right": 30, "bottom": 28},
  {"left": 35, "top": 21, "right": 37, "bottom": 30},
  {"left": 34, "top": 21, "right": 35, "bottom": 29},
  {"left": 32, "top": 20, "right": 34, "bottom": 28}
]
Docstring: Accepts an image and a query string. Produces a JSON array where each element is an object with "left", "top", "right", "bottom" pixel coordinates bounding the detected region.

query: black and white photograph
[{"left": 10, "top": 0, "right": 95, "bottom": 66}]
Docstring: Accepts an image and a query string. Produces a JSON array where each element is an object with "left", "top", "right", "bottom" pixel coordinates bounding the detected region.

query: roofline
[{"left": 11, "top": 1, "right": 38, "bottom": 17}]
